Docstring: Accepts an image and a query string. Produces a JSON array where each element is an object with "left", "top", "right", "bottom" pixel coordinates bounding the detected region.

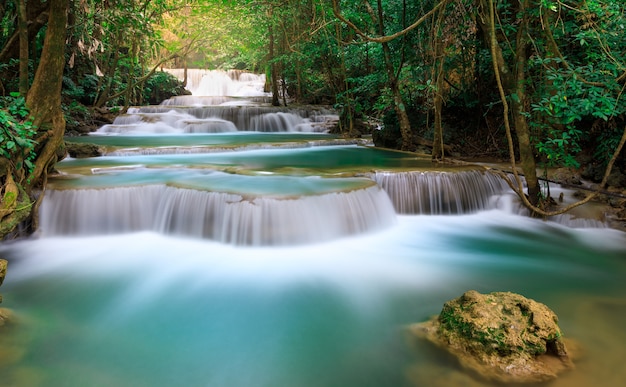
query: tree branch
[
  {"left": 331, "top": 0, "right": 448, "bottom": 43},
  {"left": 99, "top": 50, "right": 184, "bottom": 105}
]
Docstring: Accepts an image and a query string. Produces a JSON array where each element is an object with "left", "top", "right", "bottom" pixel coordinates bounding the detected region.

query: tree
[
  {"left": 476, "top": 0, "right": 542, "bottom": 206},
  {"left": 332, "top": 0, "right": 448, "bottom": 150},
  {"left": 1, "top": 0, "right": 69, "bottom": 238},
  {"left": 478, "top": 0, "right": 626, "bottom": 215},
  {"left": 330, "top": 0, "right": 625, "bottom": 215}
]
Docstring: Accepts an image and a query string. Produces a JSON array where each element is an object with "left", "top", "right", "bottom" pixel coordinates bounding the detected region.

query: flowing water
[{"left": 1, "top": 70, "right": 625, "bottom": 387}]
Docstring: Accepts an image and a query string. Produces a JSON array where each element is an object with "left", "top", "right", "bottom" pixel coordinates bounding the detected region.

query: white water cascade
[
  {"left": 371, "top": 169, "right": 510, "bottom": 214},
  {"left": 39, "top": 183, "right": 396, "bottom": 245},
  {"left": 164, "top": 69, "right": 268, "bottom": 97}
]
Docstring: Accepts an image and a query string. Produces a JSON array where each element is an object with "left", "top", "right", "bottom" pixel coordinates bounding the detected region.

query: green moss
[
  {"left": 1, "top": 191, "right": 16, "bottom": 209},
  {"left": 0, "top": 186, "right": 32, "bottom": 239}
]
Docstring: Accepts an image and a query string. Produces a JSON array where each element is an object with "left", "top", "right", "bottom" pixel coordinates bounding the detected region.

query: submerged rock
[
  {"left": 0, "top": 259, "right": 6, "bottom": 304},
  {"left": 0, "top": 259, "right": 6, "bottom": 287},
  {"left": 408, "top": 290, "right": 574, "bottom": 384}
]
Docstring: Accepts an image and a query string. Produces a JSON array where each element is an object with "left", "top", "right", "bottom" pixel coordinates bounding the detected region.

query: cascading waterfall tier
[
  {"left": 39, "top": 183, "right": 397, "bottom": 246},
  {"left": 163, "top": 69, "right": 269, "bottom": 97},
  {"left": 92, "top": 106, "right": 336, "bottom": 135},
  {"left": 160, "top": 96, "right": 272, "bottom": 106},
  {"left": 91, "top": 68, "right": 338, "bottom": 135},
  {"left": 370, "top": 169, "right": 510, "bottom": 214}
]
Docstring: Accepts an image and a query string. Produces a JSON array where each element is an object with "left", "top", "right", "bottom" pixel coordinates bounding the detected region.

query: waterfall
[
  {"left": 92, "top": 106, "right": 334, "bottom": 134},
  {"left": 163, "top": 69, "right": 268, "bottom": 97},
  {"left": 181, "top": 118, "right": 238, "bottom": 133},
  {"left": 89, "top": 68, "right": 337, "bottom": 135},
  {"left": 370, "top": 169, "right": 510, "bottom": 214},
  {"left": 39, "top": 185, "right": 397, "bottom": 246},
  {"left": 160, "top": 96, "right": 272, "bottom": 106},
  {"left": 249, "top": 112, "right": 317, "bottom": 132}
]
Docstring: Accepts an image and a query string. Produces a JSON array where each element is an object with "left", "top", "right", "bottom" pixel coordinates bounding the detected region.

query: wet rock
[
  {"left": 408, "top": 290, "right": 574, "bottom": 384},
  {"left": 0, "top": 307, "right": 13, "bottom": 327},
  {"left": 606, "top": 169, "right": 626, "bottom": 188},
  {"left": 0, "top": 308, "right": 29, "bottom": 375},
  {"left": 581, "top": 164, "right": 605, "bottom": 182},
  {"left": 65, "top": 141, "right": 103, "bottom": 158},
  {"left": 372, "top": 126, "right": 402, "bottom": 149},
  {"left": 0, "top": 259, "right": 6, "bottom": 304},
  {"left": 0, "top": 259, "right": 6, "bottom": 286},
  {"left": 550, "top": 168, "right": 582, "bottom": 185}
]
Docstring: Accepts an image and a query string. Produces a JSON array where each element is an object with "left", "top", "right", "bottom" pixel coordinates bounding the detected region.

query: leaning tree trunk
[
  {"left": 1, "top": 0, "right": 68, "bottom": 239},
  {"left": 25, "top": 0, "right": 68, "bottom": 190},
  {"left": 22, "top": 0, "right": 69, "bottom": 235}
]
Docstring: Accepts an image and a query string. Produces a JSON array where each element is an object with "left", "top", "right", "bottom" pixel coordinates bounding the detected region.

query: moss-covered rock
[{"left": 408, "top": 290, "right": 574, "bottom": 384}]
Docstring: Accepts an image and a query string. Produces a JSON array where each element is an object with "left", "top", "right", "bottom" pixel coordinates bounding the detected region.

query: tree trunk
[
  {"left": 432, "top": 6, "right": 447, "bottom": 160},
  {"left": 268, "top": 8, "right": 280, "bottom": 107},
  {"left": 373, "top": 0, "right": 412, "bottom": 150},
  {"left": 0, "top": 0, "right": 69, "bottom": 238},
  {"left": 336, "top": 22, "right": 354, "bottom": 134},
  {"left": 17, "top": 0, "right": 29, "bottom": 97},
  {"left": 94, "top": 49, "right": 120, "bottom": 108},
  {"left": 0, "top": 0, "right": 49, "bottom": 66},
  {"left": 432, "top": 63, "right": 445, "bottom": 160},
  {"left": 478, "top": 0, "right": 540, "bottom": 207},
  {"left": 389, "top": 76, "right": 413, "bottom": 150},
  {"left": 25, "top": 0, "right": 69, "bottom": 191},
  {"left": 512, "top": 0, "right": 541, "bottom": 205}
]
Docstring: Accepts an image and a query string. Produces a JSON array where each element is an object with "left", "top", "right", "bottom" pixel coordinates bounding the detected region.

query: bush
[
  {"left": 143, "top": 71, "right": 188, "bottom": 105},
  {"left": 0, "top": 93, "right": 37, "bottom": 181}
]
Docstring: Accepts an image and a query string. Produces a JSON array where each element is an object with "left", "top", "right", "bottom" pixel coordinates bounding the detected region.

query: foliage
[
  {"left": 142, "top": 71, "right": 187, "bottom": 104},
  {"left": 523, "top": 0, "right": 626, "bottom": 168},
  {"left": 0, "top": 93, "right": 37, "bottom": 180},
  {"left": 157, "top": 0, "right": 266, "bottom": 71},
  {"left": 1, "top": 0, "right": 624, "bottom": 170}
]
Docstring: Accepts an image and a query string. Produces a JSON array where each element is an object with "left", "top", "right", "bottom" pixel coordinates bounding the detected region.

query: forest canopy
[{"left": 1, "top": 0, "right": 625, "bottom": 238}]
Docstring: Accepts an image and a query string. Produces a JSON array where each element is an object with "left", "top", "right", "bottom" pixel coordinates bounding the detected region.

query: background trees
[{"left": 327, "top": 0, "right": 625, "bottom": 212}]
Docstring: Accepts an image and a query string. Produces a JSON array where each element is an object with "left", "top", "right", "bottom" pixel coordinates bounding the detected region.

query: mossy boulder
[{"left": 409, "top": 290, "right": 574, "bottom": 384}]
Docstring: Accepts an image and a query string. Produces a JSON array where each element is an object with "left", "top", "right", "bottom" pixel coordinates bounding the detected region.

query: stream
[{"left": 1, "top": 70, "right": 624, "bottom": 387}]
